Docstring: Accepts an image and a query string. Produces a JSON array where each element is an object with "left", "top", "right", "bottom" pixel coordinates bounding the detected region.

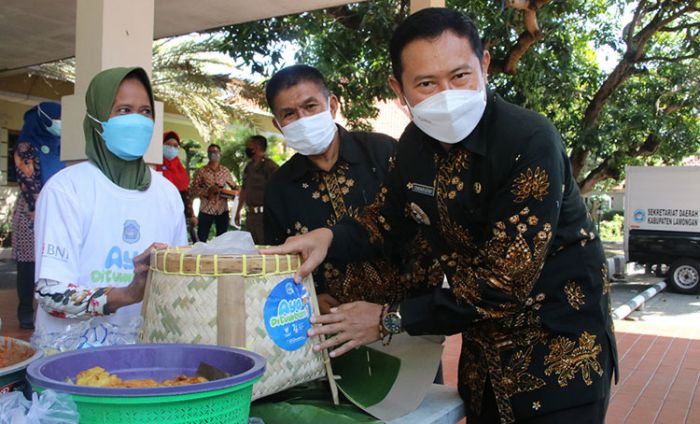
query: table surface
[{"left": 388, "top": 384, "right": 465, "bottom": 424}]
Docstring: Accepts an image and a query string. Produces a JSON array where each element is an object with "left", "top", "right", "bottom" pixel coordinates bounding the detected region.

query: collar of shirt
[{"left": 287, "top": 125, "right": 362, "bottom": 181}]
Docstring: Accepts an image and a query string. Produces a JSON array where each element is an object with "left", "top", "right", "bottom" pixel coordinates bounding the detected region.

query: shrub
[{"left": 599, "top": 213, "right": 624, "bottom": 242}]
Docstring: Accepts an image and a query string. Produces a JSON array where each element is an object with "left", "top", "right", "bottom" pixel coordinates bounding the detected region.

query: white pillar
[
  {"left": 61, "top": 0, "right": 163, "bottom": 164},
  {"left": 410, "top": 0, "right": 445, "bottom": 14}
]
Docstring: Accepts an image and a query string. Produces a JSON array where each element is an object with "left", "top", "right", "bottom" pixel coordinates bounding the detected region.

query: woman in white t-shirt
[{"left": 33, "top": 67, "right": 187, "bottom": 336}]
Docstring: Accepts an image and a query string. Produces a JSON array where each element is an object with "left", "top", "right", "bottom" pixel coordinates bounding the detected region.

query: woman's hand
[
  {"left": 107, "top": 242, "right": 167, "bottom": 311},
  {"left": 260, "top": 228, "right": 333, "bottom": 282},
  {"left": 307, "top": 301, "right": 383, "bottom": 358},
  {"left": 128, "top": 242, "right": 167, "bottom": 301}
]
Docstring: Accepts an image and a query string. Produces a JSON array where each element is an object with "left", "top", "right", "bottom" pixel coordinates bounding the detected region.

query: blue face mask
[
  {"left": 163, "top": 145, "right": 179, "bottom": 160},
  {"left": 38, "top": 105, "right": 61, "bottom": 137},
  {"left": 46, "top": 120, "right": 61, "bottom": 137},
  {"left": 89, "top": 113, "right": 154, "bottom": 161}
]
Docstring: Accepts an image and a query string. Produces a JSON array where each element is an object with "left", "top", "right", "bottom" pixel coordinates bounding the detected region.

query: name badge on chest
[{"left": 406, "top": 182, "right": 435, "bottom": 197}]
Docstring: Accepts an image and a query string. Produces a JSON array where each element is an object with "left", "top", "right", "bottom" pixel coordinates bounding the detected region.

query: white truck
[{"left": 624, "top": 166, "right": 700, "bottom": 294}]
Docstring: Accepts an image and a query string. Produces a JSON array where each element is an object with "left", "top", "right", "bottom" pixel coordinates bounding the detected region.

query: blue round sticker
[{"left": 263, "top": 278, "right": 312, "bottom": 351}]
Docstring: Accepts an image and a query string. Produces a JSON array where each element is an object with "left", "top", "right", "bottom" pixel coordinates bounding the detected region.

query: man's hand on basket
[
  {"left": 260, "top": 228, "right": 333, "bottom": 283},
  {"left": 307, "top": 301, "right": 383, "bottom": 358}
]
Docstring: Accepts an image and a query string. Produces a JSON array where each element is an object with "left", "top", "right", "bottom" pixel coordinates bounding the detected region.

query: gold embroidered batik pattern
[
  {"left": 451, "top": 263, "right": 482, "bottom": 305},
  {"left": 356, "top": 185, "right": 390, "bottom": 245},
  {"left": 432, "top": 148, "right": 483, "bottom": 306},
  {"left": 483, "top": 343, "right": 516, "bottom": 423},
  {"left": 324, "top": 232, "right": 441, "bottom": 304},
  {"left": 318, "top": 165, "right": 351, "bottom": 219},
  {"left": 397, "top": 232, "right": 443, "bottom": 290},
  {"left": 330, "top": 261, "right": 399, "bottom": 304},
  {"left": 293, "top": 221, "right": 309, "bottom": 235},
  {"left": 501, "top": 346, "right": 546, "bottom": 398},
  {"left": 544, "top": 331, "right": 604, "bottom": 387},
  {"left": 579, "top": 227, "right": 597, "bottom": 247},
  {"left": 506, "top": 298, "right": 548, "bottom": 348},
  {"left": 601, "top": 265, "right": 610, "bottom": 295},
  {"left": 458, "top": 345, "right": 489, "bottom": 414},
  {"left": 602, "top": 265, "right": 614, "bottom": 331},
  {"left": 435, "top": 148, "right": 475, "bottom": 252},
  {"left": 511, "top": 167, "right": 550, "bottom": 203},
  {"left": 481, "top": 209, "right": 552, "bottom": 301},
  {"left": 564, "top": 281, "right": 585, "bottom": 310}
]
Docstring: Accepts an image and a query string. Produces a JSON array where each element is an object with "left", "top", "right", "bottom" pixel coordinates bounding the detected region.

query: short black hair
[
  {"left": 265, "top": 65, "right": 330, "bottom": 112},
  {"left": 390, "top": 8, "right": 484, "bottom": 85},
  {"left": 208, "top": 143, "right": 221, "bottom": 152},
  {"left": 248, "top": 135, "right": 268, "bottom": 151}
]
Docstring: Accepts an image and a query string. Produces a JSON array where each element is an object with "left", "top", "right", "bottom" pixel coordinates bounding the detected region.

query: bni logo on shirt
[
  {"left": 42, "top": 242, "right": 69, "bottom": 262},
  {"left": 122, "top": 220, "right": 141, "bottom": 244}
]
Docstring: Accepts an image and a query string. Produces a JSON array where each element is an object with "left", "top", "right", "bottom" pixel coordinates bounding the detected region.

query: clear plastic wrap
[
  {"left": 0, "top": 390, "right": 79, "bottom": 424},
  {"left": 31, "top": 316, "right": 142, "bottom": 353},
  {"left": 188, "top": 230, "right": 257, "bottom": 255}
]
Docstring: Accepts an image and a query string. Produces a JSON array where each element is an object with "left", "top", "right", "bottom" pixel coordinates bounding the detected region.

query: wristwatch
[{"left": 381, "top": 303, "right": 403, "bottom": 335}]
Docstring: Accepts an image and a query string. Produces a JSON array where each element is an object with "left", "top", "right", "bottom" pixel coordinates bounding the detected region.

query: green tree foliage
[
  {"left": 180, "top": 138, "right": 206, "bottom": 175},
  {"left": 220, "top": 0, "right": 699, "bottom": 192},
  {"left": 33, "top": 36, "right": 261, "bottom": 142}
]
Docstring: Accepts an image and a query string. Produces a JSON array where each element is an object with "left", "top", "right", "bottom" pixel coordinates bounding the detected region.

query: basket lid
[
  {"left": 151, "top": 247, "right": 301, "bottom": 277},
  {"left": 27, "top": 343, "right": 265, "bottom": 397}
]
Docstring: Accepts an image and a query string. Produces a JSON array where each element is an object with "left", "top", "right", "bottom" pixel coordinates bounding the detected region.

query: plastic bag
[
  {"left": 31, "top": 316, "right": 142, "bottom": 353},
  {"left": 188, "top": 230, "right": 257, "bottom": 255},
  {"left": 0, "top": 391, "right": 30, "bottom": 424},
  {"left": 0, "top": 390, "right": 79, "bottom": 424}
]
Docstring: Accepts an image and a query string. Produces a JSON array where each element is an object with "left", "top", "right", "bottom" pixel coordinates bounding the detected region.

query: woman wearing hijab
[
  {"left": 12, "top": 101, "right": 65, "bottom": 330},
  {"left": 32, "top": 67, "right": 186, "bottom": 338},
  {"left": 156, "top": 131, "right": 197, "bottom": 240}
]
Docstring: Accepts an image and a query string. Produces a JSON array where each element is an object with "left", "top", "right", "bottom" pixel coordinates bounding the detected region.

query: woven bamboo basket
[{"left": 140, "top": 246, "right": 336, "bottom": 401}]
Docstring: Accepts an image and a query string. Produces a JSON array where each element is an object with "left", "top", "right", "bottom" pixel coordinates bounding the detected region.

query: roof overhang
[{"left": 0, "top": 0, "right": 362, "bottom": 71}]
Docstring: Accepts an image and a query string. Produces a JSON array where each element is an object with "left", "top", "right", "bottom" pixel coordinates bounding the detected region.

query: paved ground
[
  {"left": 2, "top": 252, "right": 699, "bottom": 423},
  {"left": 606, "top": 270, "right": 700, "bottom": 424},
  {"left": 442, "top": 269, "right": 700, "bottom": 424}
]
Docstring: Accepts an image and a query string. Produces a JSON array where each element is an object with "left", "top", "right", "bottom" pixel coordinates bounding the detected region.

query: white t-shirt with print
[{"left": 34, "top": 162, "right": 187, "bottom": 334}]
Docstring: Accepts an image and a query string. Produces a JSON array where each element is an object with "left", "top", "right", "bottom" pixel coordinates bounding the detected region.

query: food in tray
[
  {"left": 0, "top": 337, "right": 34, "bottom": 368},
  {"left": 75, "top": 366, "right": 208, "bottom": 388}
]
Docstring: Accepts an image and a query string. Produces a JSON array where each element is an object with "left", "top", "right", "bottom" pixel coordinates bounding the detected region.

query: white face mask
[
  {"left": 278, "top": 102, "right": 338, "bottom": 156},
  {"left": 406, "top": 86, "right": 487, "bottom": 144}
]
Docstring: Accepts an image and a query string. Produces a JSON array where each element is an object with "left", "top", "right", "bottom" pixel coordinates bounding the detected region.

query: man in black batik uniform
[
  {"left": 265, "top": 9, "right": 617, "bottom": 424},
  {"left": 263, "top": 65, "right": 443, "bottom": 314}
]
